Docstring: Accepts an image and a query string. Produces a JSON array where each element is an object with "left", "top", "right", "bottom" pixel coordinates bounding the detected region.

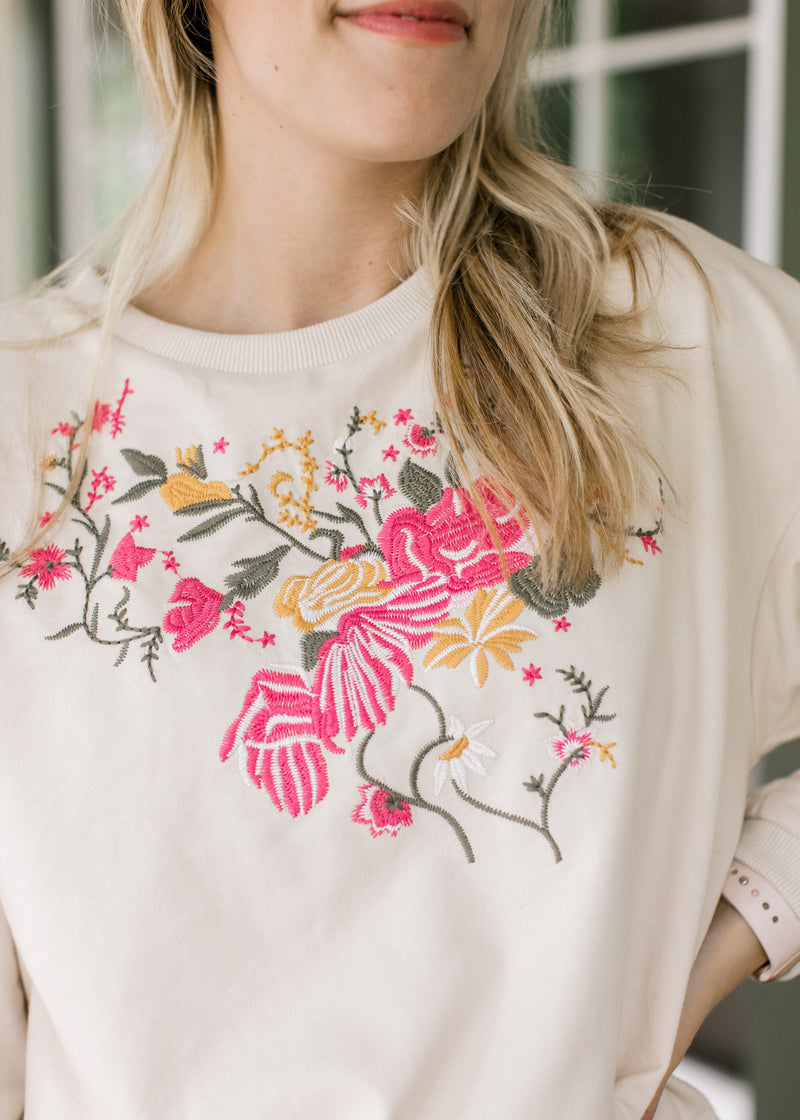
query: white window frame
[{"left": 534, "top": 0, "right": 788, "bottom": 266}]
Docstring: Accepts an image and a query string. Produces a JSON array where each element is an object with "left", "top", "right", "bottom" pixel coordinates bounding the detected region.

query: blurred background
[{"left": 0, "top": 0, "right": 798, "bottom": 1115}]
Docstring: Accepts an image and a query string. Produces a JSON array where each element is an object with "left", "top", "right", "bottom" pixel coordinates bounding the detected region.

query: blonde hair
[{"left": 4, "top": 0, "right": 683, "bottom": 589}]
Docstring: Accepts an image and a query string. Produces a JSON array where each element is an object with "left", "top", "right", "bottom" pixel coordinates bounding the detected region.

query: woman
[{"left": 0, "top": 1, "right": 798, "bottom": 1117}]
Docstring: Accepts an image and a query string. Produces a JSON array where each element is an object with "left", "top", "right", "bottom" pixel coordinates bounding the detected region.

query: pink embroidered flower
[
  {"left": 382, "top": 446, "right": 399, "bottom": 462},
  {"left": 221, "top": 667, "right": 343, "bottom": 817},
  {"left": 20, "top": 544, "right": 72, "bottom": 590},
  {"left": 354, "top": 474, "right": 396, "bottom": 510},
  {"left": 213, "top": 437, "right": 230, "bottom": 454},
  {"left": 393, "top": 408, "right": 413, "bottom": 425},
  {"left": 91, "top": 402, "right": 112, "bottom": 432},
  {"left": 378, "top": 483, "right": 535, "bottom": 596},
  {"left": 547, "top": 727, "right": 594, "bottom": 769},
  {"left": 130, "top": 515, "right": 149, "bottom": 533},
  {"left": 641, "top": 535, "right": 662, "bottom": 555},
  {"left": 522, "top": 664, "right": 542, "bottom": 685},
  {"left": 51, "top": 421, "right": 75, "bottom": 438},
  {"left": 163, "top": 577, "right": 224, "bottom": 652},
  {"left": 352, "top": 784, "right": 413, "bottom": 837},
  {"left": 554, "top": 616, "right": 571, "bottom": 633},
  {"left": 403, "top": 423, "right": 437, "bottom": 457},
  {"left": 312, "top": 575, "right": 450, "bottom": 743},
  {"left": 84, "top": 467, "right": 116, "bottom": 513},
  {"left": 324, "top": 461, "right": 349, "bottom": 492},
  {"left": 110, "top": 533, "right": 156, "bottom": 582},
  {"left": 39, "top": 512, "right": 53, "bottom": 528}
]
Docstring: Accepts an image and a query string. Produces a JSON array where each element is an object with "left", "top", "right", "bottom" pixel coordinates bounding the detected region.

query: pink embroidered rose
[
  {"left": 377, "top": 484, "right": 535, "bottom": 596},
  {"left": 352, "top": 784, "right": 413, "bottom": 838},
  {"left": 163, "top": 577, "right": 224, "bottom": 652},
  {"left": 221, "top": 667, "right": 343, "bottom": 817},
  {"left": 20, "top": 544, "right": 72, "bottom": 590},
  {"left": 312, "top": 575, "right": 450, "bottom": 743},
  {"left": 110, "top": 532, "right": 156, "bottom": 582}
]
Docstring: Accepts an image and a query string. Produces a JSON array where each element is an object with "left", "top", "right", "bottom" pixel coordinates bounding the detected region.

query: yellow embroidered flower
[
  {"left": 274, "top": 557, "right": 390, "bottom": 633},
  {"left": 160, "top": 475, "right": 233, "bottom": 512},
  {"left": 175, "top": 445, "right": 200, "bottom": 470},
  {"left": 423, "top": 587, "right": 538, "bottom": 688}
]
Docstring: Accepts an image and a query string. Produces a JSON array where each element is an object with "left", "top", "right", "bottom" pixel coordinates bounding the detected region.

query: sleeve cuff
[{"left": 722, "top": 861, "right": 800, "bottom": 981}]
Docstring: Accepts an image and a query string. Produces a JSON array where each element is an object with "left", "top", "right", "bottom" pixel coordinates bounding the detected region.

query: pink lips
[{"left": 338, "top": 1, "right": 470, "bottom": 43}]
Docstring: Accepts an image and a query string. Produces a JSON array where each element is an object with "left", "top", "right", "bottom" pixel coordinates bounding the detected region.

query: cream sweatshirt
[{"left": 0, "top": 216, "right": 799, "bottom": 1119}]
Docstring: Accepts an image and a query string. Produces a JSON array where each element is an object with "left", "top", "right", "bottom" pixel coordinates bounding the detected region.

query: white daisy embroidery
[{"left": 434, "top": 716, "right": 496, "bottom": 796}]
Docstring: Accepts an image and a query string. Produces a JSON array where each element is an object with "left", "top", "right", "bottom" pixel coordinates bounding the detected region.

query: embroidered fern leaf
[
  {"left": 45, "top": 481, "right": 67, "bottom": 497},
  {"left": 172, "top": 498, "right": 239, "bottom": 517},
  {"left": 89, "top": 603, "right": 100, "bottom": 638},
  {"left": 176, "top": 508, "right": 246, "bottom": 543},
  {"left": 309, "top": 526, "right": 345, "bottom": 559},
  {"left": 0, "top": 540, "right": 9, "bottom": 563},
  {"left": 119, "top": 449, "right": 167, "bottom": 481},
  {"left": 114, "top": 641, "right": 131, "bottom": 668},
  {"left": 224, "top": 545, "right": 291, "bottom": 600},
  {"left": 112, "top": 477, "right": 164, "bottom": 506},
  {"left": 397, "top": 459, "right": 443, "bottom": 513},
  {"left": 89, "top": 516, "right": 111, "bottom": 584},
  {"left": 45, "top": 622, "right": 83, "bottom": 641}
]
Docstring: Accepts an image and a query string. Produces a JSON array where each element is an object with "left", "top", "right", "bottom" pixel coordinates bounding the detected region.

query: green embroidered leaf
[
  {"left": 568, "top": 566, "right": 601, "bottom": 607},
  {"left": 45, "top": 482, "right": 67, "bottom": 497},
  {"left": 120, "top": 448, "right": 168, "bottom": 481},
  {"left": 510, "top": 560, "right": 570, "bottom": 619},
  {"left": 112, "top": 477, "right": 164, "bottom": 506},
  {"left": 334, "top": 501, "right": 368, "bottom": 526},
  {"left": 0, "top": 540, "right": 9, "bottom": 564},
  {"left": 176, "top": 508, "right": 246, "bottom": 543},
  {"left": 444, "top": 452, "right": 462, "bottom": 491},
  {"left": 45, "top": 622, "right": 84, "bottom": 641},
  {"left": 309, "top": 526, "right": 345, "bottom": 560},
  {"left": 224, "top": 545, "right": 291, "bottom": 600},
  {"left": 398, "top": 459, "right": 443, "bottom": 513},
  {"left": 114, "top": 641, "right": 131, "bottom": 668},
  {"left": 300, "top": 630, "right": 338, "bottom": 672},
  {"left": 15, "top": 582, "right": 38, "bottom": 609},
  {"left": 89, "top": 602, "right": 100, "bottom": 638},
  {"left": 172, "top": 499, "right": 239, "bottom": 517}
]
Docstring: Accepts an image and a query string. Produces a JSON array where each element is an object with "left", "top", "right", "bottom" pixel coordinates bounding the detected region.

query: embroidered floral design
[
  {"left": 110, "top": 533, "right": 156, "bottom": 582},
  {"left": 379, "top": 481, "right": 535, "bottom": 596},
  {"left": 312, "top": 575, "right": 451, "bottom": 743},
  {"left": 220, "top": 667, "right": 343, "bottom": 816},
  {"left": 423, "top": 587, "right": 539, "bottom": 688},
  {"left": 433, "top": 716, "right": 496, "bottom": 796},
  {"left": 163, "top": 578, "right": 224, "bottom": 652},
  {"left": 238, "top": 429, "right": 319, "bottom": 533},
  {"left": 352, "top": 784, "right": 413, "bottom": 837},
  {"left": 403, "top": 422, "right": 437, "bottom": 458},
  {"left": 546, "top": 726, "right": 594, "bottom": 768},
  {"left": 20, "top": 545, "right": 72, "bottom": 591},
  {"left": 12, "top": 388, "right": 648, "bottom": 856},
  {"left": 275, "top": 556, "right": 390, "bottom": 633}
]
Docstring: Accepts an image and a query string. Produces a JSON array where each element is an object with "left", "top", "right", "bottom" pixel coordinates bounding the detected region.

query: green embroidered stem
[
  {"left": 231, "top": 485, "right": 328, "bottom": 561},
  {"left": 370, "top": 494, "right": 384, "bottom": 527},
  {"left": 408, "top": 683, "right": 447, "bottom": 739},
  {"left": 452, "top": 783, "right": 562, "bottom": 864},
  {"left": 356, "top": 730, "right": 475, "bottom": 863}
]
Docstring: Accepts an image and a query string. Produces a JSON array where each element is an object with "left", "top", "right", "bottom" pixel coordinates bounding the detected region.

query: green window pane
[
  {"left": 614, "top": 0, "right": 749, "bottom": 37},
  {"left": 607, "top": 53, "right": 747, "bottom": 246}
]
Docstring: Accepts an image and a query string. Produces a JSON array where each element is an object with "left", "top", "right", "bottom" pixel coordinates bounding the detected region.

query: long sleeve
[
  {"left": 732, "top": 504, "right": 800, "bottom": 980},
  {"left": 0, "top": 897, "right": 26, "bottom": 1117}
]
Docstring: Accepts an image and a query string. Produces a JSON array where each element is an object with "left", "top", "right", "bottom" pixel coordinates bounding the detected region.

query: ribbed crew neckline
[{"left": 112, "top": 269, "right": 433, "bottom": 374}]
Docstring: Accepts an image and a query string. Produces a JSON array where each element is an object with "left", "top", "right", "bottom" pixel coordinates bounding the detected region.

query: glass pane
[
  {"left": 613, "top": 0, "right": 749, "bottom": 37},
  {"left": 607, "top": 53, "right": 747, "bottom": 246},
  {"left": 89, "top": 7, "right": 147, "bottom": 239}
]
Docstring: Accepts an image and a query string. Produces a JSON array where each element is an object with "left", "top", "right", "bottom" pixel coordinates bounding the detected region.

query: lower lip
[{"left": 340, "top": 13, "right": 467, "bottom": 43}]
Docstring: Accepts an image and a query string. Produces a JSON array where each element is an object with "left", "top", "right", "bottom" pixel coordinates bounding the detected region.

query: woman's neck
[{"left": 136, "top": 113, "right": 430, "bottom": 334}]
